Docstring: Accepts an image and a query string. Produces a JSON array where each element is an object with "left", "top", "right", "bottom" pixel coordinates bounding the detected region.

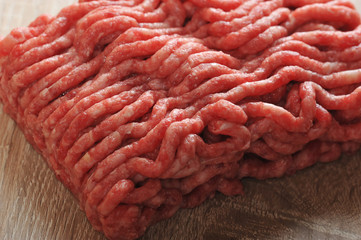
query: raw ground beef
[{"left": 1, "top": 0, "right": 361, "bottom": 239}]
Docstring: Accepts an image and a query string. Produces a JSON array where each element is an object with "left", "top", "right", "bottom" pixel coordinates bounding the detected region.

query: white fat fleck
[
  {"left": 123, "top": 108, "right": 135, "bottom": 119},
  {"left": 91, "top": 105, "right": 105, "bottom": 117},
  {"left": 219, "top": 122, "right": 232, "bottom": 131}
]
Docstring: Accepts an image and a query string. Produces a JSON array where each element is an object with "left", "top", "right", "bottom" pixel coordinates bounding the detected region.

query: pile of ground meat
[{"left": 1, "top": 0, "right": 361, "bottom": 239}]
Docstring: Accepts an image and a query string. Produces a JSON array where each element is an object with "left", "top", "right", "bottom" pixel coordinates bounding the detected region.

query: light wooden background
[{"left": 0, "top": 1, "right": 361, "bottom": 240}]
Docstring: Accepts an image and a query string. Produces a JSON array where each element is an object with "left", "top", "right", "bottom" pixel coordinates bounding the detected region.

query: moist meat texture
[{"left": 1, "top": 0, "right": 361, "bottom": 239}]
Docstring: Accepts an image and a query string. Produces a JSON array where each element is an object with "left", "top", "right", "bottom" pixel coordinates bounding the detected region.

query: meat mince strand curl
[{"left": 1, "top": 0, "right": 361, "bottom": 239}]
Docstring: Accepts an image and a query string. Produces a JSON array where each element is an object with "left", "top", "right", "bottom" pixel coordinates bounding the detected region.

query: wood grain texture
[{"left": 0, "top": 1, "right": 361, "bottom": 240}]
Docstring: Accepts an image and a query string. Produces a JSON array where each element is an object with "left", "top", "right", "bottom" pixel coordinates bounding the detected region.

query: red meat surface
[{"left": 1, "top": 0, "right": 361, "bottom": 239}]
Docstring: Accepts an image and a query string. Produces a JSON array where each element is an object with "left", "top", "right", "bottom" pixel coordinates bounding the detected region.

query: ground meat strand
[{"left": 1, "top": 0, "right": 361, "bottom": 240}]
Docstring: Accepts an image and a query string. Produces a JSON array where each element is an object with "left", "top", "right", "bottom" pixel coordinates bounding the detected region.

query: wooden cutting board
[{"left": 1, "top": 1, "right": 361, "bottom": 240}]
